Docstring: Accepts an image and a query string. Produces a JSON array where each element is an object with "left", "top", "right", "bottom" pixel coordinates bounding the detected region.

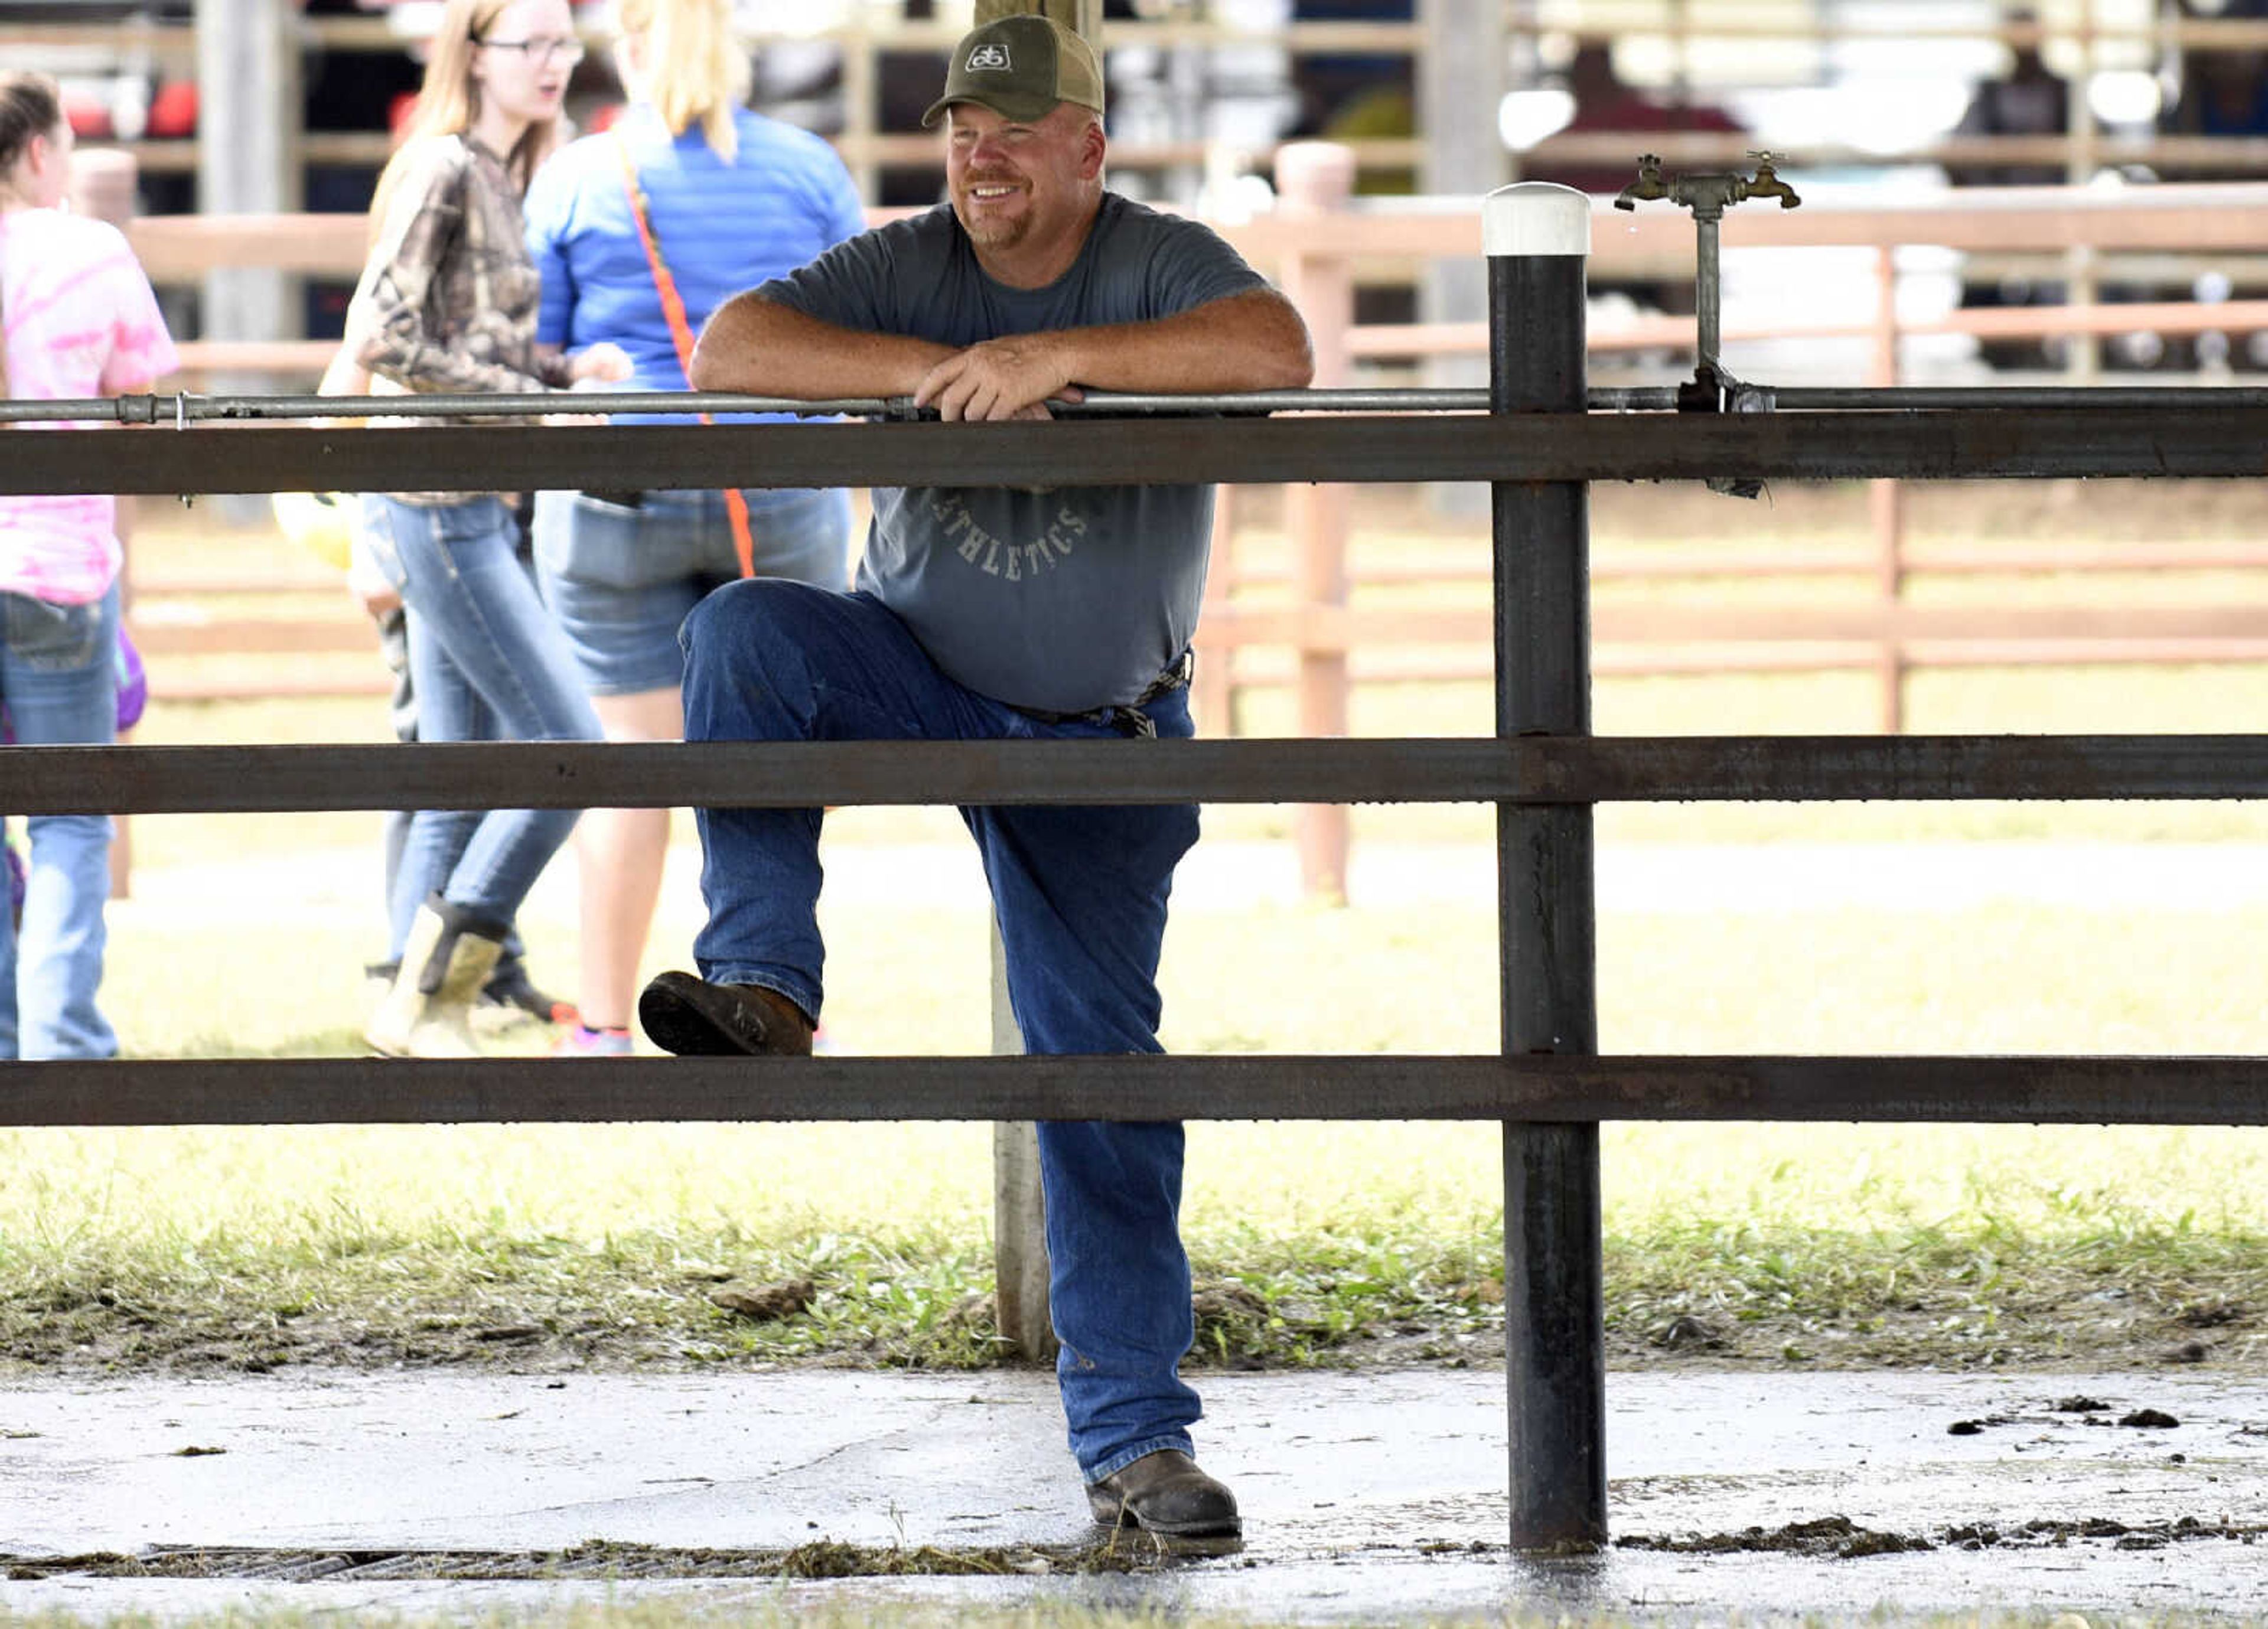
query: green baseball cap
[{"left": 921, "top": 14, "right": 1105, "bottom": 129}]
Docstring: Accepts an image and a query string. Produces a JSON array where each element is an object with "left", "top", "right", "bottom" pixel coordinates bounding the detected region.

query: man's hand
[{"left": 914, "top": 336, "right": 1086, "bottom": 422}]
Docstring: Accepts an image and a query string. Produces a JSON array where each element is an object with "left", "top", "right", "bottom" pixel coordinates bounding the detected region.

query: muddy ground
[{"left": 3, "top": 1260, "right": 2261, "bottom": 1382}]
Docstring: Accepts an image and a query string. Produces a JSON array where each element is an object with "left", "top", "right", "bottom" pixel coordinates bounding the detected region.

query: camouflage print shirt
[{"left": 348, "top": 133, "right": 573, "bottom": 504}]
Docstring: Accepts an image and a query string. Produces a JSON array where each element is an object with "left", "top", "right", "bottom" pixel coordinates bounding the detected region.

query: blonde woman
[
  {"left": 0, "top": 70, "right": 177, "bottom": 1058},
  {"left": 523, "top": 0, "right": 863, "bottom": 1055},
  {"left": 350, "top": 0, "right": 631, "bottom": 1057}
]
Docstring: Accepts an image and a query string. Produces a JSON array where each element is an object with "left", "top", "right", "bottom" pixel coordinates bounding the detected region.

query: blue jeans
[
  {"left": 360, "top": 495, "right": 601, "bottom": 950},
  {"left": 0, "top": 584, "right": 120, "bottom": 1059},
  {"left": 680, "top": 582, "right": 1202, "bottom": 1481}
]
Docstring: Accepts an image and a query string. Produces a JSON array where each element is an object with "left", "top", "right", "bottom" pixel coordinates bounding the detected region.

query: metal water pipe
[
  {"left": 1614, "top": 150, "right": 1800, "bottom": 495},
  {"left": 1614, "top": 149, "right": 1801, "bottom": 383}
]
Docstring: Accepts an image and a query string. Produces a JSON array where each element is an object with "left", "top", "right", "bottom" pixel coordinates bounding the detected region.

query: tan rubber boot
[
  {"left": 366, "top": 898, "right": 509, "bottom": 1058},
  {"left": 401, "top": 921, "right": 505, "bottom": 1058},
  {"left": 366, "top": 906, "right": 445, "bottom": 1057}
]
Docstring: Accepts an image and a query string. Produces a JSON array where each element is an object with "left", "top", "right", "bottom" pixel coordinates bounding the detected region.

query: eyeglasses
[{"left": 478, "top": 35, "right": 586, "bottom": 66}]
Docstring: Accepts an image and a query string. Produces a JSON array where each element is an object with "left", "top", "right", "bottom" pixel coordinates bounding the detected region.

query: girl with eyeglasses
[
  {"left": 0, "top": 70, "right": 177, "bottom": 1060},
  {"left": 348, "top": 0, "right": 633, "bottom": 1058}
]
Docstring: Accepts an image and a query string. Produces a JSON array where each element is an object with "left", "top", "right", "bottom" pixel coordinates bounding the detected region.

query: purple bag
[
  {"left": 113, "top": 625, "right": 147, "bottom": 732},
  {"left": 0, "top": 626, "right": 144, "bottom": 742}
]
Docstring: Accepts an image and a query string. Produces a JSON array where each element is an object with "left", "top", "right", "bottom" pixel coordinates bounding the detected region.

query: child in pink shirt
[{"left": 1, "top": 70, "right": 177, "bottom": 1058}]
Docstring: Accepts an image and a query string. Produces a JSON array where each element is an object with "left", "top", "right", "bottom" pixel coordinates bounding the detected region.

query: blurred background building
[{"left": 6, "top": 0, "right": 2266, "bottom": 372}]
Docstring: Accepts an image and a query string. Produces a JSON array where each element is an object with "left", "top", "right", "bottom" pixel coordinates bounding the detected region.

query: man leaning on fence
[{"left": 637, "top": 13, "right": 1312, "bottom": 1538}]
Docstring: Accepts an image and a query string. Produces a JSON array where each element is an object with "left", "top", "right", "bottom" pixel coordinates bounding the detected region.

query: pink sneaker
[{"left": 554, "top": 1024, "right": 633, "bottom": 1058}]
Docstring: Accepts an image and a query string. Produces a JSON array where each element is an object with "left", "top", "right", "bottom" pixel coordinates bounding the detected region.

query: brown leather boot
[
  {"left": 1086, "top": 1449, "right": 1241, "bottom": 1537},
  {"left": 638, "top": 971, "right": 814, "bottom": 1057}
]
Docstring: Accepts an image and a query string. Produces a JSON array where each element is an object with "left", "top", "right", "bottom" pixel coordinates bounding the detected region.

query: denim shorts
[{"left": 532, "top": 486, "right": 852, "bottom": 696}]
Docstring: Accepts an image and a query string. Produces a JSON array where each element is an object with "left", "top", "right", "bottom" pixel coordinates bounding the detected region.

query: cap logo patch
[{"left": 966, "top": 43, "right": 1012, "bottom": 70}]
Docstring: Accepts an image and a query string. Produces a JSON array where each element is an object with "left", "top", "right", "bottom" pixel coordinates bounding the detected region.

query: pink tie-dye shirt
[{"left": 0, "top": 208, "right": 178, "bottom": 605}]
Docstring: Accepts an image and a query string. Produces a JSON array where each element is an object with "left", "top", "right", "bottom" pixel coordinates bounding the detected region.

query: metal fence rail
[
  {"left": 17, "top": 735, "right": 2268, "bottom": 816},
  {"left": 34, "top": 383, "right": 2268, "bottom": 426},
  {"left": 16, "top": 408, "right": 2268, "bottom": 498},
  {"left": 5, "top": 1054, "right": 2267, "bottom": 1130}
]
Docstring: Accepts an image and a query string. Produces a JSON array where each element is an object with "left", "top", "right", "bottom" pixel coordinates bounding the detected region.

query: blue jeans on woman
[
  {"left": 1, "top": 583, "right": 120, "bottom": 1059},
  {"left": 679, "top": 580, "right": 1203, "bottom": 1483},
  {"left": 360, "top": 495, "right": 601, "bottom": 952}
]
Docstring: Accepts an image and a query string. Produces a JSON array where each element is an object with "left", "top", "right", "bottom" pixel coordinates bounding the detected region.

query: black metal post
[{"left": 1488, "top": 182, "right": 1606, "bottom": 1549}]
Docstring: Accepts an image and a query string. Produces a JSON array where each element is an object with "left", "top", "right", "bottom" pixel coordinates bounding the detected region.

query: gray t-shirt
[{"left": 757, "top": 193, "right": 1267, "bottom": 713}]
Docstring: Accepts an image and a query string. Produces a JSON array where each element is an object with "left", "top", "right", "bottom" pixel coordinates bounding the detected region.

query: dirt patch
[
  {"left": 5, "top": 1255, "right": 2267, "bottom": 1381},
  {"left": 1617, "top": 1511, "right": 2268, "bottom": 1559},
  {"left": 2, "top": 1533, "right": 1221, "bottom": 1582},
  {"left": 709, "top": 1278, "right": 816, "bottom": 1322},
  {"left": 1335, "top": 1282, "right": 2268, "bottom": 1379},
  {"left": 1617, "top": 1514, "right": 1934, "bottom": 1559}
]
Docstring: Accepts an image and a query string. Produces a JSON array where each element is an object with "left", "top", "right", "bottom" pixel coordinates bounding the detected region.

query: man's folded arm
[
  {"left": 1045, "top": 289, "right": 1315, "bottom": 395},
  {"left": 911, "top": 289, "right": 1316, "bottom": 422},
  {"left": 690, "top": 292, "right": 956, "bottom": 400}
]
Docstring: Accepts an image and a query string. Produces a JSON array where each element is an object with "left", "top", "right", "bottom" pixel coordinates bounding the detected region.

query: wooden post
[
  {"left": 840, "top": 14, "right": 878, "bottom": 204},
  {"left": 1869, "top": 243, "right": 1906, "bottom": 735},
  {"left": 194, "top": 0, "right": 296, "bottom": 339},
  {"left": 1274, "top": 141, "right": 1357, "bottom": 906},
  {"left": 972, "top": 0, "right": 1102, "bottom": 1364},
  {"left": 1420, "top": 0, "right": 1506, "bottom": 206},
  {"left": 194, "top": 0, "right": 298, "bottom": 523},
  {"left": 974, "top": 0, "right": 1100, "bottom": 38},
  {"left": 70, "top": 148, "right": 141, "bottom": 903},
  {"left": 1417, "top": 0, "right": 1506, "bottom": 520},
  {"left": 989, "top": 924, "right": 1055, "bottom": 1361},
  {"left": 2065, "top": 0, "right": 2102, "bottom": 383}
]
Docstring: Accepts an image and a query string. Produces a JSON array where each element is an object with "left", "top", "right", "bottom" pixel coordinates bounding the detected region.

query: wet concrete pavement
[{"left": 5, "top": 1366, "right": 2266, "bottom": 1623}]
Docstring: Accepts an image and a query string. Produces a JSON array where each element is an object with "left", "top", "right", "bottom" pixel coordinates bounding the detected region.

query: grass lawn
[{"left": 5, "top": 480, "right": 2268, "bottom": 1379}]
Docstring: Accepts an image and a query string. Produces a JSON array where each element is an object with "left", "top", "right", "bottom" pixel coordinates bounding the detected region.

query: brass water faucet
[
  {"left": 1612, "top": 153, "right": 1669, "bottom": 211},
  {"left": 1741, "top": 151, "right": 1799, "bottom": 208},
  {"left": 1612, "top": 151, "right": 1802, "bottom": 221}
]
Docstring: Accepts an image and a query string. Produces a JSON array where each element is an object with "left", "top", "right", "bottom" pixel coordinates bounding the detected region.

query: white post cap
[{"left": 1482, "top": 183, "right": 1592, "bottom": 258}]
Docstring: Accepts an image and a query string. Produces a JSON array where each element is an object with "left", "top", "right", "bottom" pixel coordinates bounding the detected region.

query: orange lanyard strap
[{"left": 615, "top": 133, "right": 755, "bottom": 578}]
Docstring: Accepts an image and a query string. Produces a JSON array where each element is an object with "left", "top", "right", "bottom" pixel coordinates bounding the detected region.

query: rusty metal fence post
[{"left": 1488, "top": 181, "right": 1607, "bottom": 1549}]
